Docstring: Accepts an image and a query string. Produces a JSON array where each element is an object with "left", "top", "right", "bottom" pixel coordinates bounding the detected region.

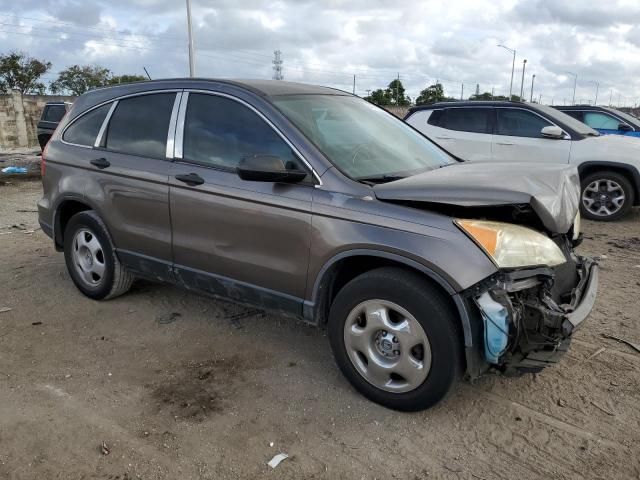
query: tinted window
[
  {"left": 105, "top": 93, "right": 175, "bottom": 158},
  {"left": 183, "top": 93, "right": 304, "bottom": 173},
  {"left": 43, "top": 104, "right": 66, "bottom": 122},
  {"left": 441, "top": 108, "right": 491, "bottom": 133},
  {"left": 583, "top": 112, "right": 621, "bottom": 130},
  {"left": 427, "top": 109, "right": 443, "bottom": 126},
  {"left": 562, "top": 110, "right": 582, "bottom": 121},
  {"left": 62, "top": 103, "right": 111, "bottom": 146},
  {"left": 496, "top": 109, "right": 552, "bottom": 137}
]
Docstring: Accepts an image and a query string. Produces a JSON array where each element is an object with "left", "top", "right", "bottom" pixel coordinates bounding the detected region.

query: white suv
[{"left": 405, "top": 101, "right": 640, "bottom": 221}]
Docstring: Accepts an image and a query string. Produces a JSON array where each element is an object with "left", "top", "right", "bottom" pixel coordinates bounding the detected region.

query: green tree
[
  {"left": 50, "top": 65, "right": 112, "bottom": 95},
  {"left": 387, "top": 79, "right": 410, "bottom": 106},
  {"left": 415, "top": 83, "right": 446, "bottom": 105},
  {"left": 365, "top": 88, "right": 391, "bottom": 106},
  {"left": 107, "top": 74, "right": 147, "bottom": 85},
  {"left": 0, "top": 51, "right": 52, "bottom": 94},
  {"left": 469, "top": 91, "right": 494, "bottom": 101}
]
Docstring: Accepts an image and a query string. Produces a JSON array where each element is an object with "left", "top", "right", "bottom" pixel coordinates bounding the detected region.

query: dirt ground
[{"left": 1, "top": 179, "right": 639, "bottom": 480}]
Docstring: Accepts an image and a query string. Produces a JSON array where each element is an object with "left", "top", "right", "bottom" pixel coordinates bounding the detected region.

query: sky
[{"left": 1, "top": 0, "right": 640, "bottom": 106}]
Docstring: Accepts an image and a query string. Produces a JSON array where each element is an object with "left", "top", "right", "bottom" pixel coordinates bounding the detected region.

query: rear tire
[
  {"left": 580, "top": 171, "right": 634, "bottom": 221},
  {"left": 63, "top": 211, "right": 133, "bottom": 300},
  {"left": 328, "top": 267, "right": 463, "bottom": 411}
]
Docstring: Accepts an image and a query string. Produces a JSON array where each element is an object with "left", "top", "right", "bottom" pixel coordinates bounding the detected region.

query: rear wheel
[
  {"left": 63, "top": 211, "right": 133, "bottom": 300},
  {"left": 580, "top": 171, "right": 634, "bottom": 221},
  {"left": 328, "top": 267, "right": 463, "bottom": 411}
]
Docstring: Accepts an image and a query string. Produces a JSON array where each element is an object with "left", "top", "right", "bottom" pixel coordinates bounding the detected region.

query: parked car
[
  {"left": 555, "top": 105, "right": 640, "bottom": 138},
  {"left": 405, "top": 101, "right": 640, "bottom": 221},
  {"left": 37, "top": 101, "right": 71, "bottom": 150},
  {"left": 38, "top": 80, "right": 597, "bottom": 411}
]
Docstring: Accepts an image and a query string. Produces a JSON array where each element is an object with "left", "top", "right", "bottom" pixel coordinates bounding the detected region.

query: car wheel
[
  {"left": 63, "top": 211, "right": 133, "bottom": 300},
  {"left": 328, "top": 267, "right": 463, "bottom": 411},
  {"left": 580, "top": 171, "right": 634, "bottom": 221}
]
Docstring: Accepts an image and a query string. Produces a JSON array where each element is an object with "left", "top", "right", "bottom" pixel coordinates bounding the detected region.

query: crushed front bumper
[{"left": 469, "top": 257, "right": 598, "bottom": 374}]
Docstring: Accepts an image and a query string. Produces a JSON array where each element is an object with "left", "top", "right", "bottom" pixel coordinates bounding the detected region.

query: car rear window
[
  {"left": 43, "top": 104, "right": 66, "bottom": 122},
  {"left": 104, "top": 93, "right": 175, "bottom": 159},
  {"left": 62, "top": 103, "right": 111, "bottom": 146},
  {"left": 441, "top": 108, "right": 491, "bottom": 134}
]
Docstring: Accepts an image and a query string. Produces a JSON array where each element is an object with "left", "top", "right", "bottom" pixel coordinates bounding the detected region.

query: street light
[
  {"left": 530, "top": 74, "right": 536, "bottom": 102},
  {"left": 519, "top": 59, "right": 527, "bottom": 101},
  {"left": 186, "top": 0, "right": 196, "bottom": 77},
  {"left": 588, "top": 80, "right": 599, "bottom": 106},
  {"left": 497, "top": 44, "right": 516, "bottom": 100},
  {"left": 566, "top": 71, "right": 577, "bottom": 105}
]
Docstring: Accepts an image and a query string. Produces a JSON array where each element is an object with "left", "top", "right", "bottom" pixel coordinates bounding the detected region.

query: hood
[{"left": 373, "top": 162, "right": 580, "bottom": 234}]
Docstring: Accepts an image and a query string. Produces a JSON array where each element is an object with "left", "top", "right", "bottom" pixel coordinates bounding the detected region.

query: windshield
[
  {"left": 537, "top": 104, "right": 600, "bottom": 136},
  {"left": 272, "top": 95, "right": 453, "bottom": 180}
]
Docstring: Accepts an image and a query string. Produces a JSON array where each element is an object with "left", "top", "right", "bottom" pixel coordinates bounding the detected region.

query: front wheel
[
  {"left": 328, "top": 267, "right": 463, "bottom": 411},
  {"left": 580, "top": 171, "right": 634, "bottom": 221}
]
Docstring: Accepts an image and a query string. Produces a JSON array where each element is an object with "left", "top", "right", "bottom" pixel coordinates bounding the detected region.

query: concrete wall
[{"left": 0, "top": 91, "right": 75, "bottom": 149}]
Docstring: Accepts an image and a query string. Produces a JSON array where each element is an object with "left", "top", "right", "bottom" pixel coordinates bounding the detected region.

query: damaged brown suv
[{"left": 38, "top": 79, "right": 598, "bottom": 411}]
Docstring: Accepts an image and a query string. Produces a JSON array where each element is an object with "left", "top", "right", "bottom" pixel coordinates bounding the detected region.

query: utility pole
[
  {"left": 519, "top": 59, "right": 527, "bottom": 101},
  {"left": 396, "top": 73, "right": 400, "bottom": 104},
  {"left": 497, "top": 44, "right": 516, "bottom": 100},
  {"left": 566, "top": 71, "right": 577, "bottom": 105},
  {"left": 491, "top": 86, "right": 495, "bottom": 99},
  {"left": 185, "top": 0, "right": 195, "bottom": 77},
  {"left": 460, "top": 82, "right": 464, "bottom": 100},
  {"left": 609, "top": 89, "right": 613, "bottom": 106},
  {"left": 539, "top": 93, "right": 542, "bottom": 104},
  {"left": 530, "top": 74, "right": 536, "bottom": 102},
  {"left": 272, "top": 50, "right": 283, "bottom": 80},
  {"left": 592, "top": 81, "right": 599, "bottom": 106},
  {"left": 618, "top": 93, "right": 621, "bottom": 107},
  {"left": 366, "top": 89, "right": 371, "bottom": 97},
  {"left": 352, "top": 75, "right": 355, "bottom": 95}
]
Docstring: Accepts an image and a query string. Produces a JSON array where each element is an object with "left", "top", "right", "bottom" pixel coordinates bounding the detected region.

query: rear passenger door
[
  {"left": 85, "top": 92, "right": 178, "bottom": 276},
  {"left": 492, "top": 107, "right": 571, "bottom": 164},
  {"left": 168, "top": 92, "right": 314, "bottom": 314},
  {"left": 428, "top": 107, "right": 493, "bottom": 161}
]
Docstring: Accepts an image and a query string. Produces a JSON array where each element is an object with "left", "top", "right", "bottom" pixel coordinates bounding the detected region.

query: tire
[
  {"left": 328, "top": 267, "right": 463, "bottom": 411},
  {"left": 63, "top": 211, "right": 133, "bottom": 300},
  {"left": 580, "top": 171, "right": 634, "bottom": 221}
]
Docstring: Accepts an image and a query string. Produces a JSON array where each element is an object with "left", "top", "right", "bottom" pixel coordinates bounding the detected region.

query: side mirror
[
  {"left": 236, "top": 155, "right": 307, "bottom": 183},
  {"left": 618, "top": 123, "right": 633, "bottom": 132},
  {"left": 541, "top": 125, "right": 564, "bottom": 139}
]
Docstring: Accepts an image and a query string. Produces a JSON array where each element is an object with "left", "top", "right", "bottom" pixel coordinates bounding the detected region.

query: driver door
[{"left": 168, "top": 92, "right": 315, "bottom": 314}]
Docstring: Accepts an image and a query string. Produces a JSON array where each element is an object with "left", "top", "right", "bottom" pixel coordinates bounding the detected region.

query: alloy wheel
[{"left": 582, "top": 179, "right": 626, "bottom": 217}]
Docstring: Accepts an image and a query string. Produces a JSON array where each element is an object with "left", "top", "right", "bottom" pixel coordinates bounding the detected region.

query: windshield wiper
[{"left": 355, "top": 174, "right": 406, "bottom": 185}]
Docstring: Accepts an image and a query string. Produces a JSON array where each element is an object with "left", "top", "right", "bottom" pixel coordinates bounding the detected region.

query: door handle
[
  {"left": 495, "top": 142, "right": 514, "bottom": 146},
  {"left": 175, "top": 173, "right": 205, "bottom": 186},
  {"left": 90, "top": 158, "right": 110, "bottom": 169}
]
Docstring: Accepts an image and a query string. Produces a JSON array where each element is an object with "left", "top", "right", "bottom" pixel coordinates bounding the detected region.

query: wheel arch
[
  {"left": 52, "top": 195, "right": 104, "bottom": 249},
  {"left": 304, "top": 249, "right": 475, "bottom": 350},
  {"left": 577, "top": 161, "right": 640, "bottom": 206}
]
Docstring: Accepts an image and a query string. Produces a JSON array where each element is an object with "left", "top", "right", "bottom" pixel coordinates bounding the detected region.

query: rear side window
[
  {"left": 43, "top": 104, "right": 66, "bottom": 122},
  {"left": 182, "top": 93, "right": 303, "bottom": 172},
  {"left": 441, "top": 108, "right": 491, "bottom": 134},
  {"left": 104, "top": 93, "right": 175, "bottom": 159},
  {"left": 427, "top": 109, "right": 443, "bottom": 126},
  {"left": 583, "top": 112, "right": 621, "bottom": 130},
  {"left": 496, "top": 109, "right": 552, "bottom": 138},
  {"left": 62, "top": 103, "right": 111, "bottom": 146}
]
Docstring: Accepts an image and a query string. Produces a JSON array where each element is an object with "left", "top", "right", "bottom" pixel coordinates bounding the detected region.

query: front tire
[
  {"left": 580, "top": 171, "right": 634, "bottom": 221},
  {"left": 63, "top": 211, "right": 133, "bottom": 300},
  {"left": 328, "top": 267, "right": 463, "bottom": 411}
]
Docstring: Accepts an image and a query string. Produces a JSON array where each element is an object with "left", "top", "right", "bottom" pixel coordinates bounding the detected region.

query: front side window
[
  {"left": 273, "top": 95, "right": 452, "bottom": 181},
  {"left": 441, "top": 108, "right": 491, "bottom": 134},
  {"left": 182, "top": 93, "right": 304, "bottom": 173},
  {"left": 104, "top": 93, "right": 175, "bottom": 158},
  {"left": 496, "top": 109, "right": 552, "bottom": 138},
  {"left": 583, "top": 112, "right": 622, "bottom": 130},
  {"left": 62, "top": 103, "right": 111, "bottom": 146}
]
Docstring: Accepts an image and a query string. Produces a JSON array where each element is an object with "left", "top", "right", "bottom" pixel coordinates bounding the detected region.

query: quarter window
[
  {"left": 583, "top": 112, "right": 622, "bottom": 130},
  {"left": 62, "top": 103, "right": 111, "bottom": 146},
  {"left": 496, "top": 109, "right": 552, "bottom": 138},
  {"left": 441, "top": 108, "right": 491, "bottom": 134},
  {"left": 182, "top": 93, "right": 304, "bottom": 173},
  {"left": 104, "top": 93, "right": 175, "bottom": 158}
]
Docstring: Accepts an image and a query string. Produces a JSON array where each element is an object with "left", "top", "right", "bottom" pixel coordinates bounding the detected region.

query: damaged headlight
[{"left": 455, "top": 219, "right": 566, "bottom": 268}]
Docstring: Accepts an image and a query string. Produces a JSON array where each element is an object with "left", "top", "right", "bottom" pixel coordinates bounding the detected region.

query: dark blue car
[{"left": 555, "top": 105, "right": 640, "bottom": 137}]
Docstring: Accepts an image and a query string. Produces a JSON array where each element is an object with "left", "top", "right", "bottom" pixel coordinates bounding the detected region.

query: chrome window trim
[
  {"left": 176, "top": 89, "right": 323, "bottom": 186},
  {"left": 94, "top": 101, "right": 118, "bottom": 147},
  {"left": 166, "top": 92, "right": 184, "bottom": 159},
  {"left": 174, "top": 92, "right": 189, "bottom": 160},
  {"left": 60, "top": 89, "right": 183, "bottom": 150},
  {"left": 494, "top": 106, "right": 571, "bottom": 140}
]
